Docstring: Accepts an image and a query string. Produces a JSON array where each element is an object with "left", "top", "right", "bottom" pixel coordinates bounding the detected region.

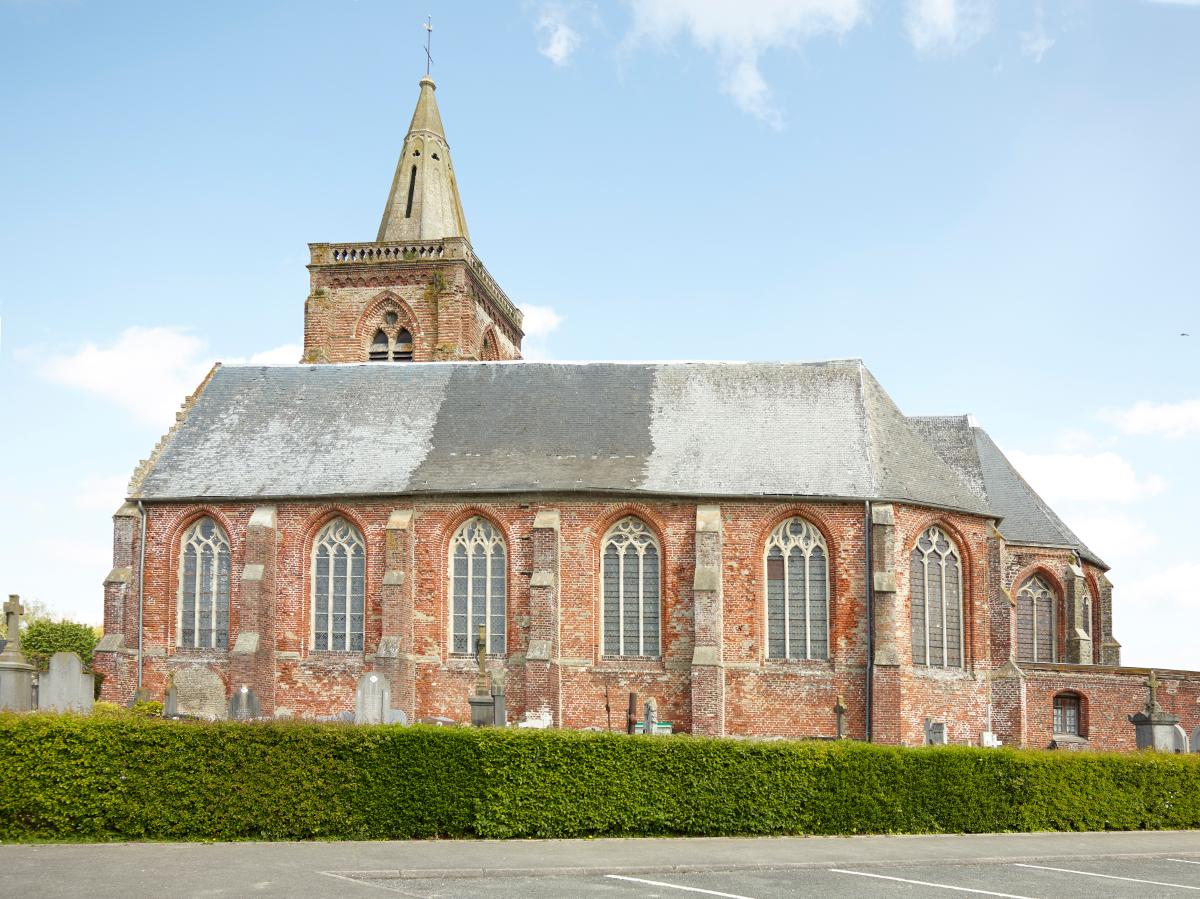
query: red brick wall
[
  {"left": 97, "top": 494, "right": 1200, "bottom": 750},
  {"left": 302, "top": 259, "right": 520, "bottom": 364}
]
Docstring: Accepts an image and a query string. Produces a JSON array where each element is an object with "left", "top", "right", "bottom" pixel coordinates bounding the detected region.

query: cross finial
[
  {"left": 424, "top": 14, "right": 434, "bottom": 76},
  {"left": 4, "top": 595, "right": 23, "bottom": 645}
]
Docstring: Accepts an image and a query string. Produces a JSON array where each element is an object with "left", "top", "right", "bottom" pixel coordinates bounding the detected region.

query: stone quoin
[{"left": 92, "top": 73, "right": 1200, "bottom": 750}]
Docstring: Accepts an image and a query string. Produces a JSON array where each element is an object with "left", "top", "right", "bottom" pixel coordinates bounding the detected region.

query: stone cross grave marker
[{"left": 3, "top": 595, "right": 23, "bottom": 652}]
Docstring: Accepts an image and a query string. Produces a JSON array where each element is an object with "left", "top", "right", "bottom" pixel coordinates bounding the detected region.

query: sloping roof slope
[
  {"left": 907, "top": 415, "right": 1105, "bottom": 568},
  {"left": 134, "top": 361, "right": 992, "bottom": 516}
]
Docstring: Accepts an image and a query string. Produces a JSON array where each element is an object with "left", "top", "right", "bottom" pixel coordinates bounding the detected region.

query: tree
[{"left": 20, "top": 619, "right": 100, "bottom": 671}]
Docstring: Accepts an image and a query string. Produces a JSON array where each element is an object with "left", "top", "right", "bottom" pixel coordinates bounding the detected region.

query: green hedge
[{"left": 2, "top": 713, "right": 1198, "bottom": 842}]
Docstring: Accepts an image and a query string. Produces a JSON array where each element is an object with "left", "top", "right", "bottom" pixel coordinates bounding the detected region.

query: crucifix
[
  {"left": 3, "top": 595, "right": 23, "bottom": 650},
  {"left": 423, "top": 15, "right": 434, "bottom": 76}
]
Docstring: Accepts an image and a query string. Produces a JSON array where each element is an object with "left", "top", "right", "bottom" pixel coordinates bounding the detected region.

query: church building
[{"left": 95, "top": 75, "right": 1200, "bottom": 750}]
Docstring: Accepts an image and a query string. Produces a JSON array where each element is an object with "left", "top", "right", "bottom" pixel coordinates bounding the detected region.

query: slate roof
[
  {"left": 907, "top": 415, "right": 1105, "bottom": 568},
  {"left": 133, "top": 360, "right": 993, "bottom": 517}
]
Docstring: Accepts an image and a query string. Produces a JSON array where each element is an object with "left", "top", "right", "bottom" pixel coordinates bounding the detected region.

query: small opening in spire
[
  {"left": 404, "top": 165, "right": 417, "bottom": 218},
  {"left": 412, "top": 149, "right": 420, "bottom": 157},
  {"left": 431, "top": 152, "right": 440, "bottom": 161}
]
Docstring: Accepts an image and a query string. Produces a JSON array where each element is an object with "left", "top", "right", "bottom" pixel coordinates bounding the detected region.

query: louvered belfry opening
[
  {"left": 393, "top": 329, "right": 413, "bottom": 361},
  {"left": 369, "top": 330, "right": 390, "bottom": 361}
]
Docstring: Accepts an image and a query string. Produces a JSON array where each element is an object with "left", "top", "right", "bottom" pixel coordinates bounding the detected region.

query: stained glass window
[
  {"left": 765, "top": 518, "right": 829, "bottom": 660},
  {"left": 312, "top": 518, "right": 365, "bottom": 652},
  {"left": 179, "top": 517, "right": 231, "bottom": 650},
  {"left": 601, "top": 518, "right": 660, "bottom": 657},
  {"left": 910, "top": 526, "right": 964, "bottom": 667},
  {"left": 450, "top": 517, "right": 506, "bottom": 655}
]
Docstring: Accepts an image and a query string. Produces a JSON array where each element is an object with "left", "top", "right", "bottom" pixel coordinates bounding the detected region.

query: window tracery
[
  {"left": 312, "top": 518, "right": 365, "bottom": 651},
  {"left": 601, "top": 517, "right": 660, "bottom": 658},
  {"left": 1016, "top": 575, "right": 1056, "bottom": 662},
  {"left": 765, "top": 517, "right": 829, "bottom": 660},
  {"left": 178, "top": 517, "right": 231, "bottom": 650},
  {"left": 910, "top": 526, "right": 964, "bottom": 667},
  {"left": 450, "top": 517, "right": 506, "bottom": 655}
]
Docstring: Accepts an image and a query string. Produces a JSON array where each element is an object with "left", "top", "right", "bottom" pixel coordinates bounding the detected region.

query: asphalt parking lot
[
  {"left": 345, "top": 856, "right": 1200, "bottom": 898},
  {"left": 2, "top": 831, "right": 1198, "bottom": 898}
]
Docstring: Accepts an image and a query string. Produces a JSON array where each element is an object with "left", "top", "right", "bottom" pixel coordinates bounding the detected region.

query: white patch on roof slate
[
  {"left": 138, "top": 366, "right": 450, "bottom": 499},
  {"left": 642, "top": 361, "right": 878, "bottom": 497}
]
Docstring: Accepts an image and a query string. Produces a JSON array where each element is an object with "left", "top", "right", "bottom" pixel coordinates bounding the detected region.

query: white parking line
[
  {"left": 1171, "top": 859, "right": 1200, "bottom": 866},
  {"left": 605, "top": 874, "right": 757, "bottom": 899},
  {"left": 828, "top": 869, "right": 1038, "bottom": 898},
  {"left": 1014, "top": 863, "right": 1200, "bottom": 890}
]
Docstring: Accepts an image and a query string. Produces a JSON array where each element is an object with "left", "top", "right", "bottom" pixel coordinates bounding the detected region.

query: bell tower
[{"left": 303, "top": 75, "right": 523, "bottom": 364}]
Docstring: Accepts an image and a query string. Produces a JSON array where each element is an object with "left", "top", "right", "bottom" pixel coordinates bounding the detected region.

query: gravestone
[
  {"left": 1171, "top": 724, "right": 1189, "bottom": 754},
  {"left": 168, "top": 668, "right": 226, "bottom": 719},
  {"left": 924, "top": 719, "right": 948, "bottom": 745},
  {"left": 39, "top": 651, "right": 94, "bottom": 714},
  {"left": 385, "top": 708, "right": 408, "bottom": 725},
  {"left": 643, "top": 697, "right": 658, "bottom": 736},
  {"left": 1129, "top": 671, "right": 1180, "bottom": 751},
  {"left": 0, "top": 595, "right": 34, "bottom": 712},
  {"left": 355, "top": 672, "right": 390, "bottom": 724},
  {"left": 1192, "top": 725, "right": 1200, "bottom": 754},
  {"left": 228, "top": 684, "right": 260, "bottom": 720}
]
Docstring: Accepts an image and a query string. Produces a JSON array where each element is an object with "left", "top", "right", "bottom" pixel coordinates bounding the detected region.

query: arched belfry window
[
  {"left": 1016, "top": 575, "right": 1055, "bottom": 662},
  {"left": 178, "top": 517, "right": 231, "bottom": 649},
  {"left": 601, "top": 517, "right": 661, "bottom": 658},
  {"left": 311, "top": 518, "right": 365, "bottom": 652},
  {"left": 369, "top": 329, "right": 390, "bottom": 361},
  {"left": 366, "top": 314, "right": 415, "bottom": 362},
  {"left": 450, "top": 517, "right": 506, "bottom": 656},
  {"left": 910, "top": 526, "right": 964, "bottom": 668},
  {"left": 765, "top": 518, "right": 829, "bottom": 660}
]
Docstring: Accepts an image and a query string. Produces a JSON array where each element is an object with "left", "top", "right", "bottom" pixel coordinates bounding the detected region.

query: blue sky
[{"left": 1, "top": 0, "right": 1196, "bottom": 668}]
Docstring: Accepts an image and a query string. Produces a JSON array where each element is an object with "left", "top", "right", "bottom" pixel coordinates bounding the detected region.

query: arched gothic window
[
  {"left": 765, "top": 517, "right": 829, "bottom": 660},
  {"left": 910, "top": 526, "right": 964, "bottom": 667},
  {"left": 450, "top": 517, "right": 506, "bottom": 655},
  {"left": 312, "top": 518, "right": 365, "bottom": 651},
  {"left": 1016, "top": 575, "right": 1055, "bottom": 662},
  {"left": 601, "top": 517, "right": 661, "bottom": 657},
  {"left": 366, "top": 314, "right": 414, "bottom": 362},
  {"left": 178, "top": 517, "right": 231, "bottom": 649},
  {"left": 1081, "top": 591, "right": 1092, "bottom": 638}
]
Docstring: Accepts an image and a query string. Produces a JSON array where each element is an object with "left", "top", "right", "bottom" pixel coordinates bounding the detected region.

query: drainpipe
[
  {"left": 136, "top": 501, "right": 147, "bottom": 694},
  {"left": 864, "top": 500, "right": 874, "bottom": 742}
]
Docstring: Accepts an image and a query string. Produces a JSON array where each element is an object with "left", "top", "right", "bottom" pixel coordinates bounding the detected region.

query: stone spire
[{"left": 377, "top": 76, "right": 471, "bottom": 243}]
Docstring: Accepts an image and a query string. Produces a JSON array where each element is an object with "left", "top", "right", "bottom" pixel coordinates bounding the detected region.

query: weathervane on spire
[{"left": 424, "top": 14, "right": 434, "bottom": 76}]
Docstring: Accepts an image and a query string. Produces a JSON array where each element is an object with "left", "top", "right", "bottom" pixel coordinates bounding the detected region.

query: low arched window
[
  {"left": 1017, "top": 575, "right": 1055, "bottom": 662},
  {"left": 450, "top": 517, "right": 506, "bottom": 655},
  {"left": 312, "top": 518, "right": 365, "bottom": 651},
  {"left": 1053, "top": 691, "right": 1083, "bottom": 735},
  {"left": 910, "top": 526, "right": 964, "bottom": 667},
  {"left": 765, "top": 517, "right": 829, "bottom": 660},
  {"left": 601, "top": 517, "right": 661, "bottom": 657},
  {"left": 178, "top": 517, "right": 231, "bottom": 649}
]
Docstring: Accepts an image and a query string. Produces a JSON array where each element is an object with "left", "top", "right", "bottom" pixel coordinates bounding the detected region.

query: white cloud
[
  {"left": 536, "top": 3, "right": 584, "bottom": 66},
  {"left": 624, "top": 0, "right": 868, "bottom": 127},
  {"left": 1052, "top": 428, "right": 1114, "bottom": 453},
  {"left": 39, "top": 326, "right": 214, "bottom": 429},
  {"left": 1005, "top": 449, "right": 1166, "bottom": 505},
  {"left": 518, "top": 303, "right": 565, "bottom": 361},
  {"left": 1019, "top": 5, "right": 1054, "bottom": 62},
  {"left": 904, "top": 0, "right": 992, "bottom": 54},
  {"left": 76, "top": 474, "right": 131, "bottom": 512},
  {"left": 1099, "top": 398, "right": 1200, "bottom": 439},
  {"left": 38, "top": 327, "right": 301, "bottom": 430},
  {"left": 1067, "top": 511, "right": 1159, "bottom": 562}
]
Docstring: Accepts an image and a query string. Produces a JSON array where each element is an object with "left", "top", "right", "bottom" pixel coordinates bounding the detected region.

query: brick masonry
[{"left": 93, "top": 494, "right": 1199, "bottom": 748}]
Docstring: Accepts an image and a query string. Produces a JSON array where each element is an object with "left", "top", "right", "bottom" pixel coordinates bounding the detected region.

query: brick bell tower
[{"left": 303, "top": 75, "right": 523, "bottom": 364}]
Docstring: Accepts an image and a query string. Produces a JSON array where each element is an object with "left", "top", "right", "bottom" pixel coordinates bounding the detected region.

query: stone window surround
[
  {"left": 174, "top": 515, "right": 233, "bottom": 651},
  {"left": 763, "top": 516, "right": 831, "bottom": 662},
  {"left": 600, "top": 516, "right": 662, "bottom": 660}
]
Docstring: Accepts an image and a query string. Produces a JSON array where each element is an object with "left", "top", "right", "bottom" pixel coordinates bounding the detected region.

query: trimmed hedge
[{"left": 1, "top": 713, "right": 1198, "bottom": 842}]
